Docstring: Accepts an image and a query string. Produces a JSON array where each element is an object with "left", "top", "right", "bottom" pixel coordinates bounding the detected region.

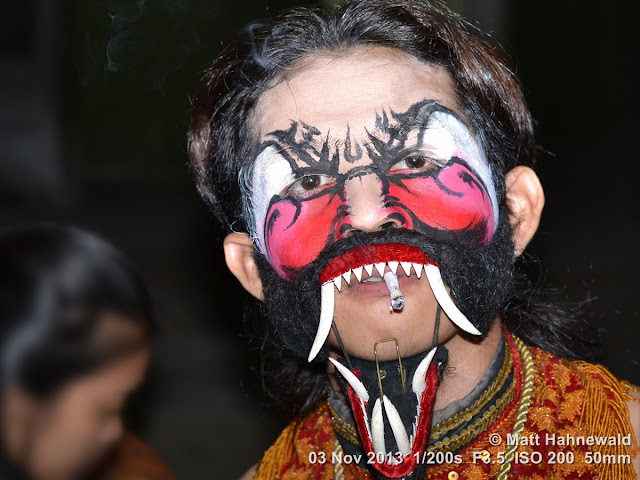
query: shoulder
[
  {"left": 562, "top": 357, "right": 639, "bottom": 478},
  {"left": 528, "top": 345, "right": 636, "bottom": 408},
  {"left": 95, "top": 432, "right": 179, "bottom": 480},
  {"left": 252, "top": 402, "right": 334, "bottom": 479},
  {"left": 238, "top": 464, "right": 257, "bottom": 480}
]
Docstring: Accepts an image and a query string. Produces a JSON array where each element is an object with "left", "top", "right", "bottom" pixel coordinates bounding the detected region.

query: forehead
[{"left": 253, "top": 46, "right": 460, "bottom": 140}]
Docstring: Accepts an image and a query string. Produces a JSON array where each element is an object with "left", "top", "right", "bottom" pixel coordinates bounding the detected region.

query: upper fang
[
  {"left": 400, "top": 262, "right": 412, "bottom": 276},
  {"left": 352, "top": 266, "right": 363, "bottom": 282},
  {"left": 413, "top": 263, "right": 423, "bottom": 278}
]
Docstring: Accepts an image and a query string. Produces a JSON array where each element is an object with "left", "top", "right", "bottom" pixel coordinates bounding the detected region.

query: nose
[{"left": 342, "top": 173, "right": 404, "bottom": 234}]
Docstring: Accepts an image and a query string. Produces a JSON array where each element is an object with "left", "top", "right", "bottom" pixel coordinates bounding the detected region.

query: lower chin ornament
[{"left": 330, "top": 345, "right": 449, "bottom": 479}]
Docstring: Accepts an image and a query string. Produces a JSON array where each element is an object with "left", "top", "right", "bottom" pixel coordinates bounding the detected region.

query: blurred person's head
[{"left": 0, "top": 224, "right": 155, "bottom": 480}]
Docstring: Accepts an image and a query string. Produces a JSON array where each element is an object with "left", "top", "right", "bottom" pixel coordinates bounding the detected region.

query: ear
[
  {"left": 223, "top": 233, "right": 264, "bottom": 301},
  {"left": 504, "top": 166, "right": 545, "bottom": 257}
]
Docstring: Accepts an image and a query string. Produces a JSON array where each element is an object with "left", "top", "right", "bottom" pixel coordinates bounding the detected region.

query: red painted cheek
[
  {"left": 264, "top": 194, "right": 345, "bottom": 278},
  {"left": 389, "top": 162, "right": 495, "bottom": 244}
]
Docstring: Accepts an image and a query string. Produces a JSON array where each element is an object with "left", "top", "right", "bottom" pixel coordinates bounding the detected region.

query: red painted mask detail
[
  {"left": 387, "top": 161, "right": 494, "bottom": 242},
  {"left": 264, "top": 159, "right": 494, "bottom": 280},
  {"left": 264, "top": 192, "right": 344, "bottom": 278}
]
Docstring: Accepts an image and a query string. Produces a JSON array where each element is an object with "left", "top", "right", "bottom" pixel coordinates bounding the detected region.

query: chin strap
[
  {"left": 332, "top": 320, "right": 353, "bottom": 370},
  {"left": 432, "top": 304, "right": 441, "bottom": 348}
]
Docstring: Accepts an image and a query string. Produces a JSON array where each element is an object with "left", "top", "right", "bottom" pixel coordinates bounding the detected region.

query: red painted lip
[{"left": 318, "top": 243, "right": 436, "bottom": 285}]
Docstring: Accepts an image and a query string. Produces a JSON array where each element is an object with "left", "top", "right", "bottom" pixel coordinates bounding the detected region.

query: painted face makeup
[{"left": 251, "top": 100, "right": 498, "bottom": 280}]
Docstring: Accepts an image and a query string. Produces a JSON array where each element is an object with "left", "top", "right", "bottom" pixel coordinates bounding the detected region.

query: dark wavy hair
[
  {"left": 0, "top": 224, "right": 155, "bottom": 399},
  {"left": 188, "top": 0, "right": 602, "bottom": 416}
]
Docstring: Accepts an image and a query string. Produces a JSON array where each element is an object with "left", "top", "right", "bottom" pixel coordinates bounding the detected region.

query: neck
[
  {"left": 328, "top": 319, "right": 505, "bottom": 413},
  {"left": 433, "top": 319, "right": 504, "bottom": 411}
]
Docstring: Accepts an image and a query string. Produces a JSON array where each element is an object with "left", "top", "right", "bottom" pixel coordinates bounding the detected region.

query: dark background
[{"left": 0, "top": 0, "right": 638, "bottom": 478}]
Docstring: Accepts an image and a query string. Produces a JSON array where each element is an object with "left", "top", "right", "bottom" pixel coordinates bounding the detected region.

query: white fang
[
  {"left": 371, "top": 398, "right": 386, "bottom": 456},
  {"left": 400, "top": 262, "right": 412, "bottom": 276},
  {"left": 374, "top": 262, "right": 386, "bottom": 277},
  {"left": 352, "top": 266, "right": 363, "bottom": 282},
  {"left": 412, "top": 347, "right": 437, "bottom": 395},
  {"left": 329, "top": 357, "right": 370, "bottom": 402},
  {"left": 333, "top": 275, "right": 342, "bottom": 291},
  {"left": 388, "top": 261, "right": 399, "bottom": 275},
  {"left": 383, "top": 395, "right": 411, "bottom": 455},
  {"left": 424, "top": 265, "right": 481, "bottom": 336},
  {"left": 364, "top": 264, "right": 374, "bottom": 276},
  {"left": 307, "top": 282, "right": 335, "bottom": 362},
  {"left": 413, "top": 263, "right": 423, "bottom": 279},
  {"left": 342, "top": 271, "right": 352, "bottom": 285}
]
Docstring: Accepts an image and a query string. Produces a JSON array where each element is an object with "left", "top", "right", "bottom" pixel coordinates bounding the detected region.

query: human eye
[
  {"left": 284, "top": 174, "right": 334, "bottom": 196},
  {"left": 390, "top": 155, "right": 446, "bottom": 172}
]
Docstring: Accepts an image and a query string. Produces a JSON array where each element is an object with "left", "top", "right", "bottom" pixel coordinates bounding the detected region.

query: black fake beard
[{"left": 254, "top": 213, "right": 515, "bottom": 362}]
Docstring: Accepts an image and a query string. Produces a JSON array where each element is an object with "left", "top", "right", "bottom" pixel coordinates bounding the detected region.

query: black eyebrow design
[
  {"left": 256, "top": 99, "right": 462, "bottom": 177},
  {"left": 364, "top": 100, "right": 455, "bottom": 171},
  {"left": 259, "top": 121, "right": 340, "bottom": 176},
  {"left": 343, "top": 124, "right": 363, "bottom": 164}
]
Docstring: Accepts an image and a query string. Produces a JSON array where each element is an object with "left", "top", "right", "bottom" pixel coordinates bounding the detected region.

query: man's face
[{"left": 250, "top": 47, "right": 500, "bottom": 360}]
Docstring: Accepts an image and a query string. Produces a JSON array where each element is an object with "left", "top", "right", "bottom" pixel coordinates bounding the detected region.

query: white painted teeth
[
  {"left": 326, "top": 261, "right": 432, "bottom": 291},
  {"left": 424, "top": 264, "right": 481, "bottom": 336},
  {"left": 352, "top": 266, "right": 363, "bottom": 282},
  {"left": 413, "top": 263, "right": 423, "bottom": 279},
  {"left": 412, "top": 347, "right": 437, "bottom": 395},
  {"left": 307, "top": 282, "right": 335, "bottom": 363},
  {"left": 400, "top": 262, "right": 412, "bottom": 276},
  {"left": 383, "top": 395, "right": 411, "bottom": 455},
  {"left": 329, "top": 358, "right": 370, "bottom": 402}
]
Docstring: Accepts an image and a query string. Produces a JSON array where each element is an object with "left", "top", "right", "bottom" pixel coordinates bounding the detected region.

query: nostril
[
  {"left": 386, "top": 212, "right": 407, "bottom": 227},
  {"left": 339, "top": 223, "right": 353, "bottom": 237},
  {"left": 380, "top": 220, "right": 400, "bottom": 230},
  {"left": 338, "top": 220, "right": 400, "bottom": 239}
]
